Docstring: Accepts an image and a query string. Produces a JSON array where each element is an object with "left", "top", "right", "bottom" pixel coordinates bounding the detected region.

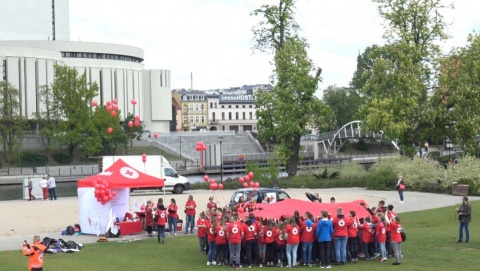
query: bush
[
  {"left": 366, "top": 164, "right": 397, "bottom": 190},
  {"left": 51, "top": 152, "right": 72, "bottom": 164},
  {"left": 19, "top": 152, "right": 48, "bottom": 167}
]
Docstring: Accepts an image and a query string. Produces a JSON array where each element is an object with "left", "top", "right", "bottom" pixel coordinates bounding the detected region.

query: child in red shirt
[
  {"left": 197, "top": 211, "right": 207, "bottom": 252},
  {"left": 285, "top": 217, "right": 300, "bottom": 268},
  {"left": 275, "top": 221, "right": 287, "bottom": 267},
  {"left": 155, "top": 204, "right": 168, "bottom": 244},
  {"left": 376, "top": 215, "right": 387, "bottom": 262},
  {"left": 359, "top": 217, "right": 375, "bottom": 260},
  {"left": 207, "top": 218, "right": 218, "bottom": 265},
  {"left": 264, "top": 219, "right": 277, "bottom": 267},
  {"left": 215, "top": 219, "right": 228, "bottom": 266}
]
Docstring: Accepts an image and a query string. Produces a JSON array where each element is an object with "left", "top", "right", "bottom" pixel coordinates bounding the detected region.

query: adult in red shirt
[
  {"left": 196, "top": 211, "right": 208, "bottom": 252},
  {"left": 347, "top": 211, "right": 359, "bottom": 263},
  {"left": 386, "top": 214, "right": 403, "bottom": 265},
  {"left": 155, "top": 204, "right": 168, "bottom": 244},
  {"left": 376, "top": 215, "right": 387, "bottom": 262},
  {"left": 385, "top": 204, "right": 397, "bottom": 257},
  {"left": 184, "top": 195, "right": 197, "bottom": 234},
  {"left": 167, "top": 198, "right": 178, "bottom": 236},
  {"left": 145, "top": 200, "right": 155, "bottom": 237},
  {"left": 215, "top": 220, "right": 228, "bottom": 266},
  {"left": 227, "top": 216, "right": 244, "bottom": 268},
  {"left": 242, "top": 213, "right": 263, "bottom": 268},
  {"left": 332, "top": 208, "right": 349, "bottom": 265},
  {"left": 207, "top": 196, "right": 217, "bottom": 211},
  {"left": 264, "top": 219, "right": 277, "bottom": 267},
  {"left": 285, "top": 217, "right": 300, "bottom": 268},
  {"left": 23, "top": 235, "right": 47, "bottom": 271}
]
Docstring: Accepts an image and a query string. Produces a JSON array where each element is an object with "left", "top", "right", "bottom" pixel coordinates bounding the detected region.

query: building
[
  {"left": 172, "top": 90, "right": 208, "bottom": 131},
  {"left": 0, "top": 1, "right": 172, "bottom": 133},
  {"left": 208, "top": 93, "right": 258, "bottom": 132}
]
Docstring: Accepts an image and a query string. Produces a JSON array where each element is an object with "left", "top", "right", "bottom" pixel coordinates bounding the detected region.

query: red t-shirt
[
  {"left": 156, "top": 210, "right": 167, "bottom": 226},
  {"left": 207, "top": 201, "right": 217, "bottom": 210},
  {"left": 332, "top": 216, "right": 349, "bottom": 237},
  {"left": 360, "top": 223, "right": 374, "bottom": 243},
  {"left": 285, "top": 224, "right": 300, "bottom": 245},
  {"left": 390, "top": 221, "right": 403, "bottom": 243},
  {"left": 207, "top": 224, "right": 216, "bottom": 242},
  {"left": 265, "top": 227, "right": 276, "bottom": 244},
  {"left": 348, "top": 217, "right": 358, "bottom": 238},
  {"left": 197, "top": 218, "right": 207, "bottom": 237},
  {"left": 215, "top": 226, "right": 227, "bottom": 245},
  {"left": 275, "top": 229, "right": 287, "bottom": 245},
  {"left": 227, "top": 221, "right": 244, "bottom": 244},
  {"left": 376, "top": 222, "right": 386, "bottom": 243},
  {"left": 386, "top": 211, "right": 397, "bottom": 232},
  {"left": 300, "top": 221, "right": 316, "bottom": 243},
  {"left": 243, "top": 220, "right": 260, "bottom": 241},
  {"left": 167, "top": 204, "right": 178, "bottom": 218},
  {"left": 185, "top": 200, "right": 196, "bottom": 216},
  {"left": 257, "top": 225, "right": 266, "bottom": 244}
]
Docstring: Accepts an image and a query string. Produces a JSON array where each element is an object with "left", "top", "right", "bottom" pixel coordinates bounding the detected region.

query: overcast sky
[{"left": 69, "top": 0, "right": 479, "bottom": 95}]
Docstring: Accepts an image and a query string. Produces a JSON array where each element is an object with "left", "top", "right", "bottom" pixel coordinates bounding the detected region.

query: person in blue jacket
[{"left": 316, "top": 210, "right": 334, "bottom": 268}]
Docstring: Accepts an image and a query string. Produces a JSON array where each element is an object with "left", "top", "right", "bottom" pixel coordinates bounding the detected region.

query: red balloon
[
  {"left": 242, "top": 182, "right": 248, "bottom": 188},
  {"left": 128, "top": 121, "right": 133, "bottom": 128},
  {"left": 107, "top": 127, "right": 113, "bottom": 134},
  {"left": 210, "top": 182, "right": 218, "bottom": 190},
  {"left": 91, "top": 101, "right": 97, "bottom": 107},
  {"left": 106, "top": 105, "right": 112, "bottom": 112},
  {"left": 238, "top": 207, "right": 244, "bottom": 213},
  {"left": 103, "top": 196, "right": 108, "bottom": 202},
  {"left": 113, "top": 99, "right": 118, "bottom": 104},
  {"left": 248, "top": 172, "right": 254, "bottom": 179},
  {"left": 203, "top": 175, "right": 209, "bottom": 182},
  {"left": 249, "top": 181, "right": 254, "bottom": 187},
  {"left": 142, "top": 153, "right": 147, "bottom": 158},
  {"left": 142, "top": 158, "right": 146, "bottom": 163},
  {"left": 113, "top": 104, "right": 118, "bottom": 111},
  {"left": 106, "top": 101, "right": 111, "bottom": 106},
  {"left": 131, "top": 99, "right": 137, "bottom": 105},
  {"left": 153, "top": 132, "right": 158, "bottom": 139},
  {"left": 244, "top": 175, "right": 250, "bottom": 182},
  {"left": 218, "top": 183, "right": 224, "bottom": 190},
  {"left": 95, "top": 184, "right": 100, "bottom": 189},
  {"left": 134, "top": 120, "right": 140, "bottom": 126},
  {"left": 239, "top": 177, "right": 245, "bottom": 183},
  {"left": 140, "top": 205, "right": 145, "bottom": 211},
  {"left": 111, "top": 111, "right": 117, "bottom": 117},
  {"left": 255, "top": 182, "right": 260, "bottom": 188},
  {"left": 210, "top": 179, "right": 216, "bottom": 183},
  {"left": 135, "top": 115, "right": 140, "bottom": 121},
  {"left": 96, "top": 197, "right": 101, "bottom": 202},
  {"left": 111, "top": 191, "right": 116, "bottom": 196}
]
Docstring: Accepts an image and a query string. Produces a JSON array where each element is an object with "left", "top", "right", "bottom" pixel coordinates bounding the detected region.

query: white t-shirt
[
  {"left": 39, "top": 178, "right": 48, "bottom": 188},
  {"left": 48, "top": 177, "right": 56, "bottom": 188}
]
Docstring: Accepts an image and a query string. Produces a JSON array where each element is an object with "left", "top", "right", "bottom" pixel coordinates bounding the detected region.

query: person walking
[
  {"left": 23, "top": 235, "right": 47, "bottom": 271},
  {"left": 395, "top": 175, "right": 405, "bottom": 204},
  {"left": 456, "top": 196, "right": 471, "bottom": 243},
  {"left": 39, "top": 177, "right": 48, "bottom": 201},
  {"left": 184, "top": 195, "right": 197, "bottom": 234},
  {"left": 155, "top": 204, "right": 167, "bottom": 244},
  {"left": 27, "top": 177, "right": 36, "bottom": 201},
  {"left": 47, "top": 175, "right": 57, "bottom": 200},
  {"left": 167, "top": 198, "right": 178, "bottom": 236}
]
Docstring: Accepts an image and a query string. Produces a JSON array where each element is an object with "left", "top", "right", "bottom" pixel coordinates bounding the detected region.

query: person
[
  {"left": 207, "top": 196, "right": 217, "bottom": 211},
  {"left": 347, "top": 210, "right": 359, "bottom": 263},
  {"left": 330, "top": 197, "right": 336, "bottom": 203},
  {"left": 395, "top": 175, "right": 405, "bottom": 204},
  {"left": 155, "top": 204, "right": 167, "bottom": 244},
  {"left": 215, "top": 219, "right": 228, "bottom": 266},
  {"left": 359, "top": 217, "right": 375, "bottom": 260},
  {"left": 23, "top": 235, "right": 47, "bottom": 271},
  {"left": 39, "top": 177, "right": 48, "bottom": 201},
  {"left": 206, "top": 218, "right": 217, "bottom": 265},
  {"left": 385, "top": 204, "right": 397, "bottom": 257},
  {"left": 275, "top": 221, "right": 287, "bottom": 267},
  {"left": 145, "top": 200, "right": 154, "bottom": 237},
  {"left": 377, "top": 215, "right": 388, "bottom": 262},
  {"left": 285, "top": 217, "right": 300, "bottom": 268},
  {"left": 316, "top": 210, "right": 333, "bottom": 269},
  {"left": 167, "top": 198, "right": 178, "bottom": 236},
  {"left": 385, "top": 215, "right": 403, "bottom": 265},
  {"left": 27, "top": 177, "right": 36, "bottom": 201},
  {"left": 332, "top": 207, "right": 348, "bottom": 265},
  {"left": 197, "top": 211, "right": 208, "bottom": 252},
  {"left": 47, "top": 175, "right": 57, "bottom": 200},
  {"left": 424, "top": 140, "right": 429, "bottom": 153},
  {"left": 243, "top": 213, "right": 263, "bottom": 268},
  {"left": 305, "top": 192, "right": 321, "bottom": 203},
  {"left": 157, "top": 197, "right": 164, "bottom": 208},
  {"left": 264, "top": 219, "right": 277, "bottom": 267},
  {"left": 301, "top": 218, "right": 316, "bottom": 266},
  {"left": 227, "top": 215, "right": 244, "bottom": 269},
  {"left": 184, "top": 195, "right": 197, "bottom": 234},
  {"left": 456, "top": 196, "right": 471, "bottom": 243}
]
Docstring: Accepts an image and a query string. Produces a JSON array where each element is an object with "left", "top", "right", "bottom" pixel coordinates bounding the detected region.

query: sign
[
  {"left": 238, "top": 154, "right": 245, "bottom": 163},
  {"left": 219, "top": 94, "right": 255, "bottom": 104}
]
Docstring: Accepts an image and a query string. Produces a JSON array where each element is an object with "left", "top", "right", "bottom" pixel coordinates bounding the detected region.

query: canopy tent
[
  {"left": 241, "top": 198, "right": 371, "bottom": 220},
  {"left": 77, "top": 158, "right": 164, "bottom": 235}
]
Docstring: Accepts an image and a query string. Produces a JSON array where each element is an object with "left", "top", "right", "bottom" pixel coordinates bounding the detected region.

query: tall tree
[
  {"left": 252, "top": 0, "right": 327, "bottom": 177},
  {"left": 50, "top": 64, "right": 100, "bottom": 157},
  {"left": 0, "top": 81, "right": 27, "bottom": 163},
  {"left": 33, "top": 85, "right": 57, "bottom": 154},
  {"left": 323, "top": 85, "right": 364, "bottom": 130},
  {"left": 358, "top": 0, "right": 452, "bottom": 153}
]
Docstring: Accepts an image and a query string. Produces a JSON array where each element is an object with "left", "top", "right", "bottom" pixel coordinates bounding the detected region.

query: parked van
[
  {"left": 101, "top": 155, "right": 190, "bottom": 194},
  {"left": 229, "top": 188, "right": 291, "bottom": 207}
]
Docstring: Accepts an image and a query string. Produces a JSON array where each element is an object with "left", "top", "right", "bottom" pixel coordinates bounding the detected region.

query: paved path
[{"left": 1, "top": 188, "right": 475, "bottom": 251}]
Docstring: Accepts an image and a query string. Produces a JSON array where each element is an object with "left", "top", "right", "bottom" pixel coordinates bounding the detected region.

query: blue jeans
[
  {"left": 229, "top": 243, "right": 241, "bottom": 267},
  {"left": 168, "top": 217, "right": 177, "bottom": 234},
  {"left": 208, "top": 241, "right": 217, "bottom": 262},
  {"left": 157, "top": 225, "right": 165, "bottom": 242},
  {"left": 49, "top": 188, "right": 57, "bottom": 200},
  {"left": 334, "top": 236, "right": 348, "bottom": 263},
  {"left": 185, "top": 214, "right": 195, "bottom": 233},
  {"left": 459, "top": 222, "right": 469, "bottom": 241},
  {"left": 199, "top": 236, "right": 207, "bottom": 251},
  {"left": 379, "top": 242, "right": 387, "bottom": 259},
  {"left": 302, "top": 242, "right": 313, "bottom": 265},
  {"left": 286, "top": 243, "right": 299, "bottom": 267},
  {"left": 398, "top": 189, "right": 404, "bottom": 201}
]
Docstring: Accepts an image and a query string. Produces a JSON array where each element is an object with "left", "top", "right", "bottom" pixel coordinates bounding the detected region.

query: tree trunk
[
  {"left": 286, "top": 135, "right": 301, "bottom": 177},
  {"left": 68, "top": 145, "right": 74, "bottom": 158}
]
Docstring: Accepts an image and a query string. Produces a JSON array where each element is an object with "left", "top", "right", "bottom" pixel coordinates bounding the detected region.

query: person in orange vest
[{"left": 22, "top": 235, "right": 47, "bottom": 271}]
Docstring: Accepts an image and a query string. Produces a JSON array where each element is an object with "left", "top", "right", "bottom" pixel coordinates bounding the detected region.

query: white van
[{"left": 102, "top": 155, "right": 190, "bottom": 194}]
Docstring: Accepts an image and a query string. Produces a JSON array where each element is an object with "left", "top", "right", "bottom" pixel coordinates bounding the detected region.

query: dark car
[{"left": 229, "top": 188, "right": 291, "bottom": 208}]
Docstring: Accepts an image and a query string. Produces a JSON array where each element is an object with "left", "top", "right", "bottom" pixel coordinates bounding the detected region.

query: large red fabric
[{"left": 77, "top": 158, "right": 164, "bottom": 188}]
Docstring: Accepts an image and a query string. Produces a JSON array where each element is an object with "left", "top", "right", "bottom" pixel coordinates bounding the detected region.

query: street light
[{"left": 219, "top": 135, "right": 224, "bottom": 183}]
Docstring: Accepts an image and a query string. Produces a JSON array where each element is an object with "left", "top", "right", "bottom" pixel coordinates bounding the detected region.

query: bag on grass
[{"left": 401, "top": 230, "right": 407, "bottom": 242}]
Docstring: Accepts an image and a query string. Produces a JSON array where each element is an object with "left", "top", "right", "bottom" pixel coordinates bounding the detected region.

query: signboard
[
  {"left": 219, "top": 94, "right": 255, "bottom": 104},
  {"left": 238, "top": 154, "right": 245, "bottom": 163}
]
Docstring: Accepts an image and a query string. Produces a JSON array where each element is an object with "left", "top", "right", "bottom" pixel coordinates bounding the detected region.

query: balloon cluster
[
  {"left": 92, "top": 98, "right": 141, "bottom": 134},
  {"left": 203, "top": 175, "right": 224, "bottom": 190},
  {"left": 142, "top": 153, "right": 147, "bottom": 163},
  {"left": 127, "top": 115, "right": 141, "bottom": 129},
  {"left": 238, "top": 172, "right": 259, "bottom": 188},
  {"left": 195, "top": 141, "right": 206, "bottom": 151},
  {"left": 92, "top": 178, "right": 116, "bottom": 205}
]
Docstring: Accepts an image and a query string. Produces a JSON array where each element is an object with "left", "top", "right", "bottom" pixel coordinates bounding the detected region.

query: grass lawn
[{"left": 2, "top": 201, "right": 479, "bottom": 271}]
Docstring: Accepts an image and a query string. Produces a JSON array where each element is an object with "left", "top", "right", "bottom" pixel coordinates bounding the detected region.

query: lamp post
[{"left": 219, "top": 135, "right": 224, "bottom": 183}]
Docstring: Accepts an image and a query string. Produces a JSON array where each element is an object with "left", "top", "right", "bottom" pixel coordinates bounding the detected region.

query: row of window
[
  {"left": 181, "top": 110, "right": 255, "bottom": 125},
  {"left": 61, "top": 52, "right": 143, "bottom": 63}
]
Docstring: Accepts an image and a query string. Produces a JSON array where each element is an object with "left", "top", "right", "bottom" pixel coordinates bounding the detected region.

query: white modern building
[
  {"left": 0, "top": 1, "right": 172, "bottom": 133},
  {"left": 208, "top": 93, "right": 258, "bottom": 132}
]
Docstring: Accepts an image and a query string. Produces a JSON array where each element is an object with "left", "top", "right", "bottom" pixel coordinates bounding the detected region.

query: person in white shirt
[
  {"left": 39, "top": 177, "right": 49, "bottom": 200},
  {"left": 48, "top": 175, "right": 57, "bottom": 200}
]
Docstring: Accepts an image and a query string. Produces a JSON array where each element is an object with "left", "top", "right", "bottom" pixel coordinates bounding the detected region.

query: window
[
  {"left": 201, "top": 116, "right": 205, "bottom": 123},
  {"left": 189, "top": 105, "right": 193, "bottom": 111},
  {"left": 221, "top": 112, "right": 225, "bottom": 120},
  {"left": 236, "top": 112, "right": 239, "bottom": 120},
  {"left": 189, "top": 116, "right": 193, "bottom": 124},
  {"left": 249, "top": 112, "right": 253, "bottom": 120},
  {"left": 183, "top": 105, "right": 188, "bottom": 113},
  {"left": 195, "top": 104, "right": 199, "bottom": 112},
  {"left": 249, "top": 105, "right": 253, "bottom": 108},
  {"left": 183, "top": 117, "right": 187, "bottom": 124},
  {"left": 164, "top": 168, "right": 177, "bottom": 177},
  {"left": 242, "top": 105, "right": 246, "bottom": 108},
  {"left": 228, "top": 105, "right": 232, "bottom": 108},
  {"left": 221, "top": 105, "right": 225, "bottom": 108},
  {"left": 195, "top": 116, "right": 199, "bottom": 124},
  {"left": 229, "top": 112, "right": 232, "bottom": 120},
  {"left": 212, "top": 113, "right": 216, "bottom": 121},
  {"left": 236, "top": 105, "right": 239, "bottom": 108},
  {"left": 214, "top": 102, "right": 217, "bottom": 108},
  {"left": 243, "top": 112, "right": 246, "bottom": 120},
  {"left": 210, "top": 102, "right": 213, "bottom": 108}
]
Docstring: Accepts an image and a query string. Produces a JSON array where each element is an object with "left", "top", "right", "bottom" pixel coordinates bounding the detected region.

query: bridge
[{"left": 313, "top": 120, "right": 399, "bottom": 158}]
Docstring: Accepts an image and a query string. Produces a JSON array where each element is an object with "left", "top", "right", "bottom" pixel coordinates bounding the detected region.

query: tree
[
  {"left": 92, "top": 106, "right": 127, "bottom": 155},
  {"left": 0, "top": 81, "right": 27, "bottom": 163},
  {"left": 50, "top": 64, "right": 100, "bottom": 157},
  {"left": 122, "top": 113, "right": 144, "bottom": 148},
  {"left": 358, "top": 0, "right": 452, "bottom": 153},
  {"left": 323, "top": 85, "right": 364, "bottom": 130},
  {"left": 33, "top": 85, "right": 57, "bottom": 155}
]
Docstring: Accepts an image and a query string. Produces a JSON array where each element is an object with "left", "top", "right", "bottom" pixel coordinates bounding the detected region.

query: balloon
[
  {"left": 113, "top": 104, "right": 118, "bottom": 111},
  {"left": 113, "top": 99, "right": 118, "bottom": 104},
  {"left": 95, "top": 184, "right": 100, "bottom": 189},
  {"left": 106, "top": 105, "right": 112, "bottom": 112},
  {"left": 210, "top": 182, "right": 218, "bottom": 190},
  {"left": 135, "top": 115, "right": 140, "bottom": 121},
  {"left": 111, "top": 191, "right": 116, "bottom": 196},
  {"left": 142, "top": 153, "right": 147, "bottom": 158},
  {"left": 242, "top": 182, "right": 248, "bottom": 188},
  {"left": 255, "top": 182, "right": 260, "bottom": 188},
  {"left": 218, "top": 183, "right": 224, "bottom": 190},
  {"left": 106, "top": 101, "right": 111, "bottom": 106},
  {"left": 248, "top": 172, "right": 254, "bottom": 179},
  {"left": 203, "top": 175, "right": 209, "bottom": 182},
  {"left": 91, "top": 101, "right": 97, "bottom": 107},
  {"left": 134, "top": 120, "right": 140, "bottom": 126},
  {"left": 249, "top": 181, "right": 254, "bottom": 187},
  {"left": 244, "top": 175, "right": 250, "bottom": 182},
  {"left": 103, "top": 196, "right": 108, "bottom": 202},
  {"left": 210, "top": 179, "right": 216, "bottom": 183},
  {"left": 140, "top": 205, "right": 145, "bottom": 211},
  {"left": 131, "top": 99, "right": 137, "bottom": 105},
  {"left": 142, "top": 157, "right": 146, "bottom": 163},
  {"left": 128, "top": 121, "right": 133, "bottom": 128},
  {"left": 107, "top": 127, "right": 113, "bottom": 134},
  {"left": 111, "top": 111, "right": 117, "bottom": 117},
  {"left": 239, "top": 177, "right": 244, "bottom": 183},
  {"left": 153, "top": 132, "right": 158, "bottom": 139},
  {"left": 238, "top": 207, "right": 244, "bottom": 213},
  {"left": 108, "top": 194, "right": 114, "bottom": 200},
  {"left": 96, "top": 197, "right": 101, "bottom": 202}
]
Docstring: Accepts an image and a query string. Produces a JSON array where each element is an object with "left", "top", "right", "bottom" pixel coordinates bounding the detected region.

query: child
[
  {"left": 197, "top": 211, "right": 207, "bottom": 252},
  {"left": 215, "top": 219, "right": 228, "bottom": 266},
  {"left": 207, "top": 218, "right": 218, "bottom": 265},
  {"left": 264, "top": 219, "right": 277, "bottom": 267},
  {"left": 376, "top": 215, "right": 387, "bottom": 262},
  {"left": 155, "top": 204, "right": 167, "bottom": 244},
  {"left": 359, "top": 217, "right": 375, "bottom": 260}
]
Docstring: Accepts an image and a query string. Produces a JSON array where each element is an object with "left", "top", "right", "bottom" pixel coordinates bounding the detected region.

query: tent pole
[{"left": 161, "top": 157, "right": 165, "bottom": 202}]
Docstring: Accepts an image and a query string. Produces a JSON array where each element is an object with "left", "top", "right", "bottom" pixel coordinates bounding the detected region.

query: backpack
[
  {"left": 66, "top": 226, "right": 75, "bottom": 235},
  {"left": 66, "top": 240, "right": 80, "bottom": 249}
]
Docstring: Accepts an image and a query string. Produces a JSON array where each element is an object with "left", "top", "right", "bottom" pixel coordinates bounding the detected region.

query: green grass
[{"left": 3, "top": 201, "right": 479, "bottom": 271}]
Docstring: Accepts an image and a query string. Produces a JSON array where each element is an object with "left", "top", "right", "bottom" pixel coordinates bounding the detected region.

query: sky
[{"left": 69, "top": 0, "right": 480, "bottom": 95}]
